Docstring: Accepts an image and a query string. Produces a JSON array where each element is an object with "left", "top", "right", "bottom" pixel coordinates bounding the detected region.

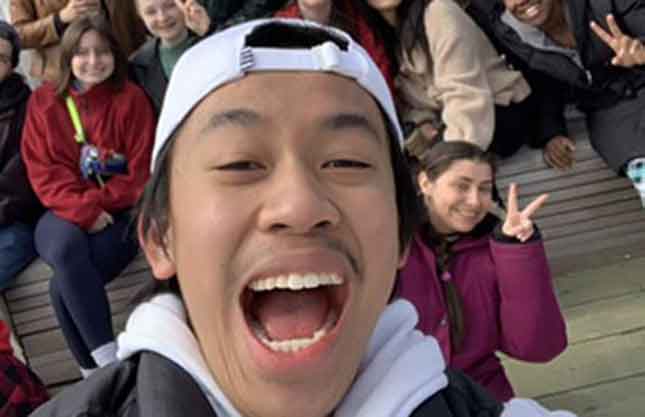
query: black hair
[
  {"left": 356, "top": 0, "right": 399, "bottom": 69},
  {"left": 134, "top": 20, "right": 421, "bottom": 302},
  {"left": 0, "top": 20, "right": 21, "bottom": 68}
]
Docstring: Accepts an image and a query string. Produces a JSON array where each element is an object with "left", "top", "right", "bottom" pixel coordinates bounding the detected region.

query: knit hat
[
  {"left": 0, "top": 20, "right": 21, "bottom": 69},
  {"left": 152, "top": 18, "right": 403, "bottom": 171}
]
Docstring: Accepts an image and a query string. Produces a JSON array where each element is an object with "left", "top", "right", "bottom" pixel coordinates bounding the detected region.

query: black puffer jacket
[
  {"left": 468, "top": 0, "right": 645, "bottom": 110},
  {"left": 30, "top": 352, "right": 503, "bottom": 417},
  {"left": 199, "top": 0, "right": 290, "bottom": 29},
  {"left": 0, "top": 73, "right": 42, "bottom": 226}
]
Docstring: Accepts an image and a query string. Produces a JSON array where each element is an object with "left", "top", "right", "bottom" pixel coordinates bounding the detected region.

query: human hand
[
  {"left": 543, "top": 136, "right": 575, "bottom": 170},
  {"left": 175, "top": 0, "right": 211, "bottom": 36},
  {"left": 418, "top": 121, "right": 439, "bottom": 141},
  {"left": 60, "top": 0, "right": 101, "bottom": 23},
  {"left": 298, "top": 0, "right": 333, "bottom": 24},
  {"left": 502, "top": 183, "right": 548, "bottom": 242},
  {"left": 590, "top": 15, "right": 645, "bottom": 67},
  {"left": 89, "top": 210, "right": 114, "bottom": 234}
]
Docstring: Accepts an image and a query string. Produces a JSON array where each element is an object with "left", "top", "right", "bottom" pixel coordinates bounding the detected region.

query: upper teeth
[
  {"left": 248, "top": 273, "right": 343, "bottom": 292},
  {"left": 526, "top": 5, "right": 539, "bottom": 17}
]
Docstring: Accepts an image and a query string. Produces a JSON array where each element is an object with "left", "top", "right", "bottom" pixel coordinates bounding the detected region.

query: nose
[
  {"left": 87, "top": 51, "right": 98, "bottom": 65},
  {"left": 257, "top": 162, "right": 341, "bottom": 235},
  {"left": 154, "top": 9, "right": 167, "bottom": 23},
  {"left": 465, "top": 187, "right": 482, "bottom": 209}
]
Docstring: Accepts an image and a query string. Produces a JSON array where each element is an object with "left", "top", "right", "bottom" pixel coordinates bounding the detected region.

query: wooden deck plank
[
  {"left": 7, "top": 270, "right": 149, "bottom": 315},
  {"left": 19, "top": 312, "right": 129, "bottom": 358},
  {"left": 537, "top": 199, "right": 642, "bottom": 230},
  {"left": 562, "top": 293, "right": 645, "bottom": 345},
  {"left": 542, "top": 210, "right": 645, "bottom": 240},
  {"left": 548, "top": 242, "right": 645, "bottom": 276},
  {"left": 538, "top": 374, "right": 645, "bottom": 417},
  {"left": 505, "top": 326, "right": 645, "bottom": 398},
  {"left": 545, "top": 220, "right": 645, "bottom": 256},
  {"left": 554, "top": 258, "right": 645, "bottom": 309},
  {"left": 496, "top": 157, "right": 610, "bottom": 187}
]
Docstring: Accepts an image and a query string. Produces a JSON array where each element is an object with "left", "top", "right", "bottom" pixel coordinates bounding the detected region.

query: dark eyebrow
[
  {"left": 200, "top": 109, "right": 262, "bottom": 135},
  {"left": 320, "top": 113, "right": 383, "bottom": 145}
]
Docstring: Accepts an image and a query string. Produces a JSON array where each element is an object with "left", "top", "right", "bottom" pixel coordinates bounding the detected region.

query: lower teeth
[{"left": 253, "top": 311, "right": 338, "bottom": 353}]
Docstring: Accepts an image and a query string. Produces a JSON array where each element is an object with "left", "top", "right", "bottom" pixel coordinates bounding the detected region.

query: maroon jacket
[{"left": 398, "top": 219, "right": 567, "bottom": 401}]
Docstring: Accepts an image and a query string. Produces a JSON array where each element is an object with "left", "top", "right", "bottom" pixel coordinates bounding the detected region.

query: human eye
[
  {"left": 322, "top": 159, "right": 372, "bottom": 169},
  {"left": 454, "top": 181, "right": 469, "bottom": 193},
  {"left": 479, "top": 184, "right": 493, "bottom": 195},
  {"left": 214, "top": 160, "right": 265, "bottom": 171}
]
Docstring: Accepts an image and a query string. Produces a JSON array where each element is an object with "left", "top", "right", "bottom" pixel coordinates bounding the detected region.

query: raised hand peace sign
[
  {"left": 175, "top": 0, "right": 211, "bottom": 36},
  {"left": 590, "top": 14, "right": 645, "bottom": 68},
  {"left": 502, "top": 183, "right": 549, "bottom": 242}
]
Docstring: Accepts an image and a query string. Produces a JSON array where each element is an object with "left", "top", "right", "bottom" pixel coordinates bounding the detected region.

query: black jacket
[
  {"left": 30, "top": 352, "right": 503, "bottom": 417},
  {"left": 199, "top": 0, "right": 290, "bottom": 29},
  {"left": 129, "top": 39, "right": 169, "bottom": 114},
  {"left": 0, "top": 74, "right": 42, "bottom": 226},
  {"left": 467, "top": 0, "right": 645, "bottom": 110}
]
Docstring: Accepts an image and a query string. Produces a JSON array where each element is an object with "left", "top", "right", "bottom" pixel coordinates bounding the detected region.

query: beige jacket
[
  {"left": 396, "top": 0, "right": 531, "bottom": 150},
  {"left": 10, "top": 0, "right": 146, "bottom": 82}
]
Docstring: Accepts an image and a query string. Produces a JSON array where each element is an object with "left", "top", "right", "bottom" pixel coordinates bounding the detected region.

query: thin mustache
[
  {"left": 323, "top": 238, "right": 360, "bottom": 276},
  {"left": 264, "top": 236, "right": 360, "bottom": 277}
]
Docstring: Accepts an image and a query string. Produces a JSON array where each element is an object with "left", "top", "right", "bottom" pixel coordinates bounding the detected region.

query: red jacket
[
  {"left": 21, "top": 81, "right": 155, "bottom": 229},
  {"left": 399, "top": 223, "right": 567, "bottom": 401}
]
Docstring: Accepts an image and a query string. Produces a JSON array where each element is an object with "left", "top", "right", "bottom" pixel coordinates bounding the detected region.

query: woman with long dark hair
[
  {"left": 367, "top": 0, "right": 571, "bottom": 160},
  {"left": 21, "top": 16, "right": 155, "bottom": 377},
  {"left": 398, "top": 141, "right": 567, "bottom": 401}
]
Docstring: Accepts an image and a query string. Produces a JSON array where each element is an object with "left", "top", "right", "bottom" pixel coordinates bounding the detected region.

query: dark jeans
[
  {"left": 0, "top": 223, "right": 37, "bottom": 290},
  {"left": 489, "top": 95, "right": 539, "bottom": 159},
  {"left": 34, "top": 211, "right": 138, "bottom": 369},
  {"left": 585, "top": 88, "right": 645, "bottom": 173}
]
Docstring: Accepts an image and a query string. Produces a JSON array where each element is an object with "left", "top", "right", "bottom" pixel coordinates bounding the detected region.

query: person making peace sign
[
  {"left": 398, "top": 141, "right": 567, "bottom": 402},
  {"left": 466, "top": 0, "right": 645, "bottom": 207}
]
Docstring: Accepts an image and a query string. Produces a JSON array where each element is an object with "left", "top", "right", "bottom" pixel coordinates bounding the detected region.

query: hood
[{"left": 117, "top": 294, "right": 448, "bottom": 417}]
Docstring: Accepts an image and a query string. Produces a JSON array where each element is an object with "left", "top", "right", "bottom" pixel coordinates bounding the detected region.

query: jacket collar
[
  {"left": 68, "top": 80, "right": 118, "bottom": 102},
  {"left": 137, "top": 352, "right": 218, "bottom": 417}
]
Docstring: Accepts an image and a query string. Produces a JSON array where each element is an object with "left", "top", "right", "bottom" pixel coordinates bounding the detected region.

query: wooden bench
[
  {"left": 496, "top": 112, "right": 645, "bottom": 274},
  {"left": 2, "top": 112, "right": 645, "bottom": 392},
  {"left": 0, "top": 254, "right": 149, "bottom": 392}
]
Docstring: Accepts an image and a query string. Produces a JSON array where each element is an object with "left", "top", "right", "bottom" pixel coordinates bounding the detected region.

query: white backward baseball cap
[{"left": 151, "top": 18, "right": 404, "bottom": 172}]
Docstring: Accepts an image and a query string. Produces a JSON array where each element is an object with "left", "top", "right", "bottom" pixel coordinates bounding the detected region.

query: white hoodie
[{"left": 117, "top": 294, "right": 576, "bottom": 417}]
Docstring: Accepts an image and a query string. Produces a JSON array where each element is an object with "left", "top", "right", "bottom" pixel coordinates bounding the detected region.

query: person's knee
[{"left": 35, "top": 214, "right": 87, "bottom": 268}]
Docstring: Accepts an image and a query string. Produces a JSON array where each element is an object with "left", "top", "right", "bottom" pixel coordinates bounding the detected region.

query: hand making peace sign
[
  {"left": 502, "top": 183, "right": 549, "bottom": 242},
  {"left": 175, "top": 0, "right": 211, "bottom": 36},
  {"left": 590, "top": 14, "right": 645, "bottom": 68}
]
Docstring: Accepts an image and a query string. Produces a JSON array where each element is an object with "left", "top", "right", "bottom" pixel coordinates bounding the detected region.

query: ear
[
  {"left": 417, "top": 170, "right": 433, "bottom": 196},
  {"left": 138, "top": 217, "right": 177, "bottom": 281}
]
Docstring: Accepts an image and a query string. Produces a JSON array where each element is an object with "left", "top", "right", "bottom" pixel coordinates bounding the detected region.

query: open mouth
[
  {"left": 518, "top": 2, "right": 541, "bottom": 19},
  {"left": 242, "top": 273, "right": 348, "bottom": 354}
]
